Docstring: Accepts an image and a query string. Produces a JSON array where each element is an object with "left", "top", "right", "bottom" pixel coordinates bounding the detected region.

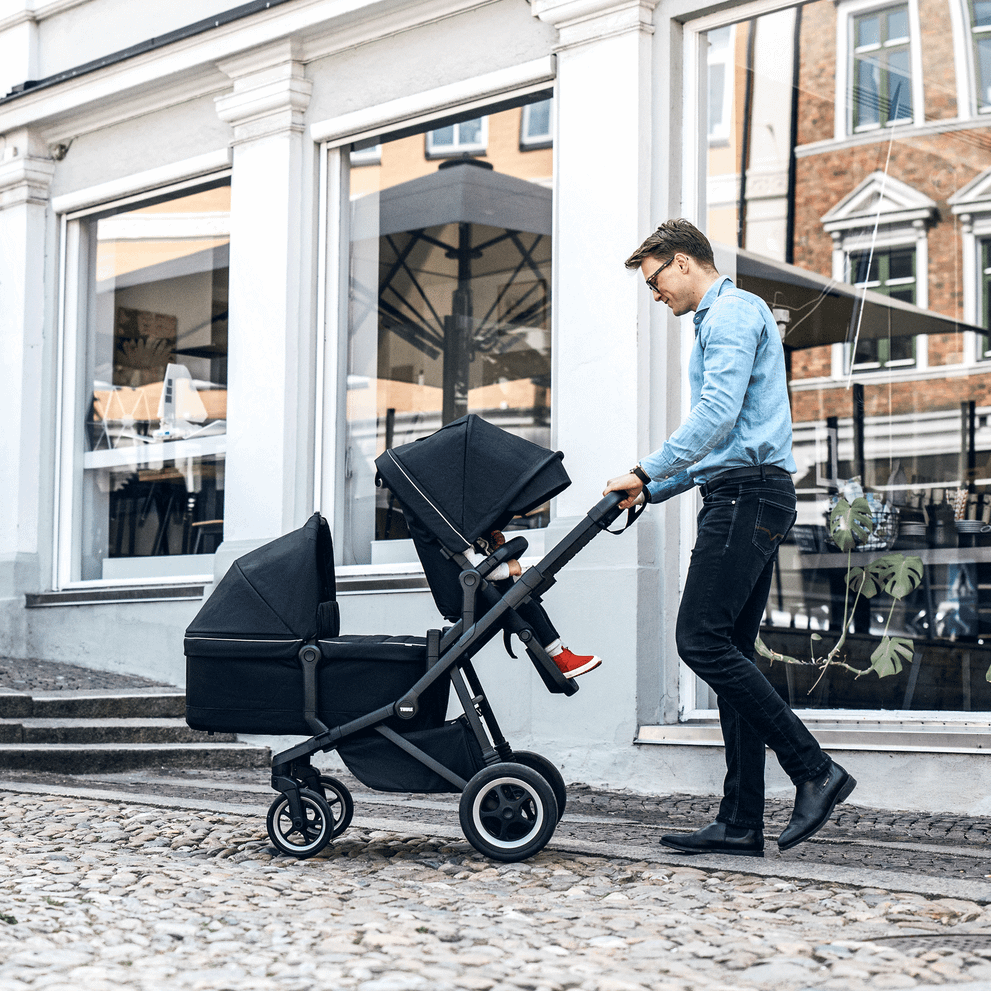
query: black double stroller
[{"left": 185, "top": 415, "right": 630, "bottom": 862}]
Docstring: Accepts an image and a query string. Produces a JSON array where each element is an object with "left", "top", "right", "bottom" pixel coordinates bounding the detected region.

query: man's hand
[{"left": 604, "top": 472, "right": 645, "bottom": 510}]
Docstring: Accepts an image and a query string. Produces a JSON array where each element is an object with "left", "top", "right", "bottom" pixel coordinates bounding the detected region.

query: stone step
[
  {"left": 0, "top": 717, "right": 238, "bottom": 745},
  {"left": 0, "top": 742, "right": 271, "bottom": 774},
  {"left": 0, "top": 686, "right": 269, "bottom": 772},
  {"left": 0, "top": 688, "right": 186, "bottom": 719}
]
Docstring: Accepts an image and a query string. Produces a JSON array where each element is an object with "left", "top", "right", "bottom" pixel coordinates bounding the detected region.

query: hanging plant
[{"left": 756, "top": 496, "right": 927, "bottom": 688}]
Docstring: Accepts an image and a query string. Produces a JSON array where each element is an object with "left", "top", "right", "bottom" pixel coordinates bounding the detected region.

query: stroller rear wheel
[
  {"left": 266, "top": 788, "right": 334, "bottom": 858},
  {"left": 460, "top": 762, "right": 558, "bottom": 862},
  {"left": 509, "top": 751, "right": 566, "bottom": 822},
  {"left": 316, "top": 775, "right": 355, "bottom": 837}
]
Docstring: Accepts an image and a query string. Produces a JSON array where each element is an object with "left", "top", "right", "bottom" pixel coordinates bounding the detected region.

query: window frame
[
  {"left": 850, "top": 3, "right": 913, "bottom": 130},
  {"left": 707, "top": 24, "right": 735, "bottom": 145},
  {"left": 519, "top": 98, "right": 553, "bottom": 150},
  {"left": 969, "top": 0, "right": 991, "bottom": 113},
  {"left": 54, "top": 167, "right": 233, "bottom": 591},
  {"left": 309, "top": 63, "right": 558, "bottom": 579},
  {"left": 424, "top": 116, "right": 489, "bottom": 159},
  {"left": 834, "top": 0, "right": 925, "bottom": 138},
  {"left": 682, "top": 6, "right": 962, "bottom": 726},
  {"left": 847, "top": 245, "right": 919, "bottom": 369}
]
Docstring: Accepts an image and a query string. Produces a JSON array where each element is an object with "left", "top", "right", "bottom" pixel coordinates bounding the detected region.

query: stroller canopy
[
  {"left": 375, "top": 414, "right": 570, "bottom": 554},
  {"left": 186, "top": 512, "right": 337, "bottom": 640}
]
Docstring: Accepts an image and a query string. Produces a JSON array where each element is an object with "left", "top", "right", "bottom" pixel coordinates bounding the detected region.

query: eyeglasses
[{"left": 645, "top": 256, "right": 674, "bottom": 294}]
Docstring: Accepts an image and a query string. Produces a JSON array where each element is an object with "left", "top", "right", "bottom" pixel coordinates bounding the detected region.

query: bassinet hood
[
  {"left": 185, "top": 512, "right": 336, "bottom": 640},
  {"left": 375, "top": 414, "right": 570, "bottom": 553}
]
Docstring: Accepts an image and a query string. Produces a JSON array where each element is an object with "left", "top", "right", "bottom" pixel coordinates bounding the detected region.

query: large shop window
[
  {"left": 341, "top": 96, "right": 553, "bottom": 567},
  {"left": 62, "top": 178, "right": 230, "bottom": 583},
  {"left": 698, "top": 3, "right": 991, "bottom": 713}
]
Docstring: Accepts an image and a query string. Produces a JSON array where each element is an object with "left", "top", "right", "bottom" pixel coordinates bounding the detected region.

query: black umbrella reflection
[{"left": 350, "top": 157, "right": 552, "bottom": 428}]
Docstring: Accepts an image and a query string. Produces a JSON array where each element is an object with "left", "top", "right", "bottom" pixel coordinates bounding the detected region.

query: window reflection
[
  {"left": 701, "top": 4, "right": 991, "bottom": 711},
  {"left": 79, "top": 181, "right": 229, "bottom": 580},
  {"left": 344, "top": 98, "right": 553, "bottom": 566}
]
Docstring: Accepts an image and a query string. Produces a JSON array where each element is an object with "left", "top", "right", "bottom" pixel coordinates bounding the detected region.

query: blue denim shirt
[{"left": 639, "top": 276, "right": 796, "bottom": 503}]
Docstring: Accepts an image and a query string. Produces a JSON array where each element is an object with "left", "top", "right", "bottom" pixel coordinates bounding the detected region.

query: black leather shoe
[
  {"left": 778, "top": 761, "right": 856, "bottom": 851},
  {"left": 660, "top": 821, "right": 764, "bottom": 857}
]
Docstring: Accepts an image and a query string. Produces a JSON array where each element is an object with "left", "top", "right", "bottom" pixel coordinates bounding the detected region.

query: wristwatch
[{"left": 630, "top": 464, "right": 651, "bottom": 484}]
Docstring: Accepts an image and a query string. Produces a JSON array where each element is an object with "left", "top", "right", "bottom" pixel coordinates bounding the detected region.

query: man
[{"left": 604, "top": 219, "right": 855, "bottom": 857}]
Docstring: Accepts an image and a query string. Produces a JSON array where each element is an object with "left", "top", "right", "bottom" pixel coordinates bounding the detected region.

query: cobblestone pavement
[
  {"left": 5, "top": 657, "right": 991, "bottom": 990},
  {"left": 4, "top": 788, "right": 991, "bottom": 991}
]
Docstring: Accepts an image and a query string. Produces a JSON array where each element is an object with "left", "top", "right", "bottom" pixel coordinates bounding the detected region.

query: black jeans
[{"left": 675, "top": 474, "right": 829, "bottom": 830}]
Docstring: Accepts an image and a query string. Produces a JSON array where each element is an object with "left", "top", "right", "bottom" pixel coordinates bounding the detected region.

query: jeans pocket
[{"left": 752, "top": 497, "right": 797, "bottom": 557}]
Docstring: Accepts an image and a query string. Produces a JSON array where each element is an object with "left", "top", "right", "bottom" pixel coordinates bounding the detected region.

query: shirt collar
[{"left": 693, "top": 275, "right": 733, "bottom": 329}]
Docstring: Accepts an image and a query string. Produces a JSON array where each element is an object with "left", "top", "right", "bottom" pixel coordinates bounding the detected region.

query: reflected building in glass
[{"left": 701, "top": 2, "right": 991, "bottom": 712}]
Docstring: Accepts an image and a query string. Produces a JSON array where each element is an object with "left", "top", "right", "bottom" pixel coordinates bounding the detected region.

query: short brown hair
[{"left": 624, "top": 218, "right": 715, "bottom": 270}]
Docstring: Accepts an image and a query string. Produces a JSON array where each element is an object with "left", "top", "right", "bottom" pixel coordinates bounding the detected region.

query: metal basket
[{"left": 825, "top": 501, "right": 900, "bottom": 552}]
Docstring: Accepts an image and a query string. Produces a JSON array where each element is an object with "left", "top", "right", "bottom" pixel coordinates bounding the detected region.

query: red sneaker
[{"left": 553, "top": 648, "right": 602, "bottom": 679}]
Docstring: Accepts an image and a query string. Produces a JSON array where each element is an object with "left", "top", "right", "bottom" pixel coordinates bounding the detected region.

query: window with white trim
[
  {"left": 59, "top": 177, "right": 230, "bottom": 584},
  {"left": 350, "top": 137, "right": 382, "bottom": 166},
  {"left": 850, "top": 3, "right": 914, "bottom": 130},
  {"left": 520, "top": 99, "right": 552, "bottom": 149},
  {"left": 969, "top": 0, "right": 991, "bottom": 113},
  {"left": 848, "top": 246, "right": 917, "bottom": 368},
  {"left": 693, "top": 9, "right": 990, "bottom": 716},
  {"left": 340, "top": 98, "right": 553, "bottom": 567},
  {"left": 425, "top": 116, "right": 488, "bottom": 158},
  {"left": 707, "top": 25, "right": 734, "bottom": 143},
  {"left": 981, "top": 237, "right": 991, "bottom": 355}
]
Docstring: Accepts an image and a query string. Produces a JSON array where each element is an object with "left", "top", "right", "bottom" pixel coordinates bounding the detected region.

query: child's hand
[{"left": 508, "top": 559, "right": 521, "bottom": 577}]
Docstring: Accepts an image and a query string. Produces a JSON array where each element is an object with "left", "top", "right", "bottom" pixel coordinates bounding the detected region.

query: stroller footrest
[{"left": 526, "top": 642, "right": 579, "bottom": 697}]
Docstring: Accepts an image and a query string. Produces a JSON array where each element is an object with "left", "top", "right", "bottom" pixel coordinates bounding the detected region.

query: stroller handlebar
[{"left": 589, "top": 489, "right": 629, "bottom": 529}]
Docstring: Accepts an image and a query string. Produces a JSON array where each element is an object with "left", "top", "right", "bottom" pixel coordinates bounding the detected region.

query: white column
[
  {"left": 525, "top": 2, "right": 672, "bottom": 742},
  {"left": 532, "top": 0, "right": 658, "bottom": 517},
  {"left": 213, "top": 41, "right": 313, "bottom": 562},
  {"left": 0, "top": 128, "right": 55, "bottom": 600},
  {"left": 0, "top": 3, "right": 39, "bottom": 101}
]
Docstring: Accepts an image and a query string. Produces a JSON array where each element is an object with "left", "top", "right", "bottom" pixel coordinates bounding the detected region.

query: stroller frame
[{"left": 267, "top": 490, "right": 628, "bottom": 862}]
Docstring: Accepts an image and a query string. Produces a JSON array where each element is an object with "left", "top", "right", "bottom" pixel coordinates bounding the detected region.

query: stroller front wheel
[
  {"left": 316, "top": 775, "right": 355, "bottom": 837},
  {"left": 266, "top": 788, "right": 334, "bottom": 858},
  {"left": 460, "top": 762, "right": 558, "bottom": 862}
]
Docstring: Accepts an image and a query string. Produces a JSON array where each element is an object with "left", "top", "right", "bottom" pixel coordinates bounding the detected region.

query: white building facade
[{"left": 2, "top": 0, "right": 989, "bottom": 814}]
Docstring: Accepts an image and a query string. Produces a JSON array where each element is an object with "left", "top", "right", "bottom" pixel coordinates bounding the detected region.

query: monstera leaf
[
  {"left": 872, "top": 554, "right": 924, "bottom": 600},
  {"left": 828, "top": 497, "right": 873, "bottom": 552},
  {"left": 869, "top": 636, "right": 915, "bottom": 678},
  {"left": 847, "top": 553, "right": 923, "bottom": 601},
  {"left": 847, "top": 565, "right": 881, "bottom": 599}
]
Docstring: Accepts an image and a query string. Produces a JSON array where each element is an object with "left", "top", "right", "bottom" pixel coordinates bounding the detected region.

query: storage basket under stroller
[{"left": 185, "top": 414, "right": 633, "bottom": 862}]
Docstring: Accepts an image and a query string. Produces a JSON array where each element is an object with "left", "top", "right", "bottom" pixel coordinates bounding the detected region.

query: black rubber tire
[
  {"left": 459, "top": 762, "right": 558, "bottom": 862},
  {"left": 316, "top": 775, "right": 355, "bottom": 837},
  {"left": 266, "top": 788, "right": 333, "bottom": 858},
  {"left": 509, "top": 751, "right": 567, "bottom": 821}
]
